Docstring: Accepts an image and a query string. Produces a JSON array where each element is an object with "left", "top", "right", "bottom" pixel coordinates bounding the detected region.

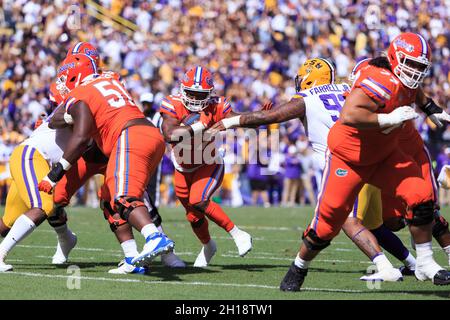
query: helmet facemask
[
  {"left": 394, "top": 52, "right": 430, "bottom": 89},
  {"left": 180, "top": 84, "right": 212, "bottom": 112}
]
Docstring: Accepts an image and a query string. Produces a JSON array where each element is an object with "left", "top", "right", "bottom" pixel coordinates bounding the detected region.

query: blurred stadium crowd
[{"left": 0, "top": 0, "right": 449, "bottom": 207}]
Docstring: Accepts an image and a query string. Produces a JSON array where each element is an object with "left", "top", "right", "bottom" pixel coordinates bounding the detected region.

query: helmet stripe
[
  {"left": 319, "top": 58, "right": 335, "bottom": 83},
  {"left": 417, "top": 34, "right": 427, "bottom": 57},
  {"left": 195, "top": 66, "right": 202, "bottom": 85},
  {"left": 72, "top": 42, "right": 83, "bottom": 54},
  {"left": 85, "top": 54, "right": 98, "bottom": 74}
]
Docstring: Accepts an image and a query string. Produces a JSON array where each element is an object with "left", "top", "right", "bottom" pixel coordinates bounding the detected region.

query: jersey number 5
[{"left": 94, "top": 80, "right": 136, "bottom": 108}]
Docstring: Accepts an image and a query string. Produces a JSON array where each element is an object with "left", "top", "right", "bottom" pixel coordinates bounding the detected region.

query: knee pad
[
  {"left": 302, "top": 228, "right": 331, "bottom": 251},
  {"left": 407, "top": 201, "right": 434, "bottom": 226},
  {"left": 101, "top": 199, "right": 127, "bottom": 232},
  {"left": 114, "top": 197, "right": 146, "bottom": 221},
  {"left": 47, "top": 205, "right": 68, "bottom": 228},
  {"left": 433, "top": 212, "right": 449, "bottom": 239},
  {"left": 190, "top": 217, "right": 207, "bottom": 229},
  {"left": 383, "top": 218, "right": 406, "bottom": 232},
  {"left": 191, "top": 201, "right": 209, "bottom": 213}
]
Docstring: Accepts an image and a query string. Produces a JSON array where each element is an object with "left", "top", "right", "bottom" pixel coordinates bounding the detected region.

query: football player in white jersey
[{"left": 208, "top": 58, "right": 403, "bottom": 283}]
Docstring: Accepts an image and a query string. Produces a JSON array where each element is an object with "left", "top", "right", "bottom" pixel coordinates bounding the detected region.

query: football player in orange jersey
[
  {"left": 350, "top": 58, "right": 450, "bottom": 270},
  {"left": 57, "top": 42, "right": 185, "bottom": 270},
  {"left": 159, "top": 66, "right": 252, "bottom": 267},
  {"left": 275, "top": 32, "right": 450, "bottom": 290},
  {"left": 0, "top": 54, "right": 173, "bottom": 271}
]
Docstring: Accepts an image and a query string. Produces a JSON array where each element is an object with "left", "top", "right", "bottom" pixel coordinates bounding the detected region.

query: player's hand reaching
[
  {"left": 428, "top": 111, "right": 450, "bottom": 128},
  {"left": 38, "top": 176, "right": 57, "bottom": 194}
]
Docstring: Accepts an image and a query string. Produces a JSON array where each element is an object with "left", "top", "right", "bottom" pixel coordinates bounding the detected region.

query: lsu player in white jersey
[
  {"left": 208, "top": 58, "right": 403, "bottom": 282},
  {"left": 0, "top": 106, "right": 76, "bottom": 271}
]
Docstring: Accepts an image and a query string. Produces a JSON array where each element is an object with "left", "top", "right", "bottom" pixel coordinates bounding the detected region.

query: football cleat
[
  {"left": 131, "top": 232, "right": 174, "bottom": 267},
  {"left": 280, "top": 262, "right": 308, "bottom": 292},
  {"left": 0, "top": 262, "right": 13, "bottom": 273},
  {"left": 161, "top": 251, "right": 186, "bottom": 268},
  {"left": 431, "top": 270, "right": 450, "bottom": 285},
  {"left": 399, "top": 266, "right": 415, "bottom": 276},
  {"left": 108, "top": 257, "right": 147, "bottom": 274},
  {"left": 194, "top": 239, "right": 217, "bottom": 267},
  {"left": 233, "top": 229, "right": 252, "bottom": 257},
  {"left": 360, "top": 267, "right": 403, "bottom": 282},
  {"left": 52, "top": 232, "right": 78, "bottom": 265},
  {"left": 415, "top": 259, "right": 450, "bottom": 285}
]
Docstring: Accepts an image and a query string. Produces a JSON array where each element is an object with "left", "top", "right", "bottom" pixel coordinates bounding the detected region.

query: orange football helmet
[
  {"left": 55, "top": 54, "right": 98, "bottom": 96},
  {"left": 387, "top": 32, "right": 431, "bottom": 89},
  {"left": 180, "top": 66, "right": 214, "bottom": 112},
  {"left": 67, "top": 41, "right": 100, "bottom": 67}
]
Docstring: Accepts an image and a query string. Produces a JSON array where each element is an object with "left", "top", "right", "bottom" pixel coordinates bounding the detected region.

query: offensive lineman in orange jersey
[
  {"left": 275, "top": 32, "right": 450, "bottom": 290},
  {"left": 350, "top": 59, "right": 450, "bottom": 269},
  {"left": 2, "top": 53, "right": 172, "bottom": 269},
  {"left": 159, "top": 66, "right": 252, "bottom": 267}
]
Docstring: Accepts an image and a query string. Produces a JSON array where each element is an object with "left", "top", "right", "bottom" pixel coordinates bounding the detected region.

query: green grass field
[{"left": 0, "top": 205, "right": 449, "bottom": 300}]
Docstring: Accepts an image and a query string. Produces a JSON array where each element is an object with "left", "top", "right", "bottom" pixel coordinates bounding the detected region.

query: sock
[
  {"left": 415, "top": 241, "right": 433, "bottom": 263},
  {"left": 157, "top": 225, "right": 164, "bottom": 234},
  {"left": 191, "top": 218, "right": 211, "bottom": 245},
  {"left": 204, "top": 201, "right": 234, "bottom": 232},
  {"left": 140, "top": 223, "right": 159, "bottom": 239},
  {"left": 371, "top": 225, "right": 410, "bottom": 261},
  {"left": 294, "top": 254, "right": 310, "bottom": 269},
  {"left": 53, "top": 224, "right": 74, "bottom": 242},
  {"left": 371, "top": 252, "right": 393, "bottom": 271},
  {"left": 121, "top": 239, "right": 139, "bottom": 258},
  {"left": 402, "top": 252, "right": 416, "bottom": 270},
  {"left": 0, "top": 215, "right": 36, "bottom": 256},
  {"left": 444, "top": 245, "right": 450, "bottom": 265}
]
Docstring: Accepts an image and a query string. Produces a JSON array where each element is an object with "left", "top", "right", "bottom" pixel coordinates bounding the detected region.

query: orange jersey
[
  {"left": 328, "top": 65, "right": 417, "bottom": 165},
  {"left": 64, "top": 74, "right": 145, "bottom": 156},
  {"left": 159, "top": 94, "right": 232, "bottom": 170}
]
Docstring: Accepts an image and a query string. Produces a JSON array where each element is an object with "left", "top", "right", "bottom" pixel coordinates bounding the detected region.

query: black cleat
[
  {"left": 399, "top": 266, "right": 415, "bottom": 276},
  {"left": 433, "top": 270, "right": 450, "bottom": 285},
  {"left": 280, "top": 262, "right": 308, "bottom": 292}
]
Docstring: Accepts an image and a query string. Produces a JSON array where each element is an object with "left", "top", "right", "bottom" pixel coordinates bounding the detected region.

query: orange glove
[
  {"left": 34, "top": 118, "right": 43, "bottom": 129},
  {"left": 38, "top": 177, "right": 56, "bottom": 194}
]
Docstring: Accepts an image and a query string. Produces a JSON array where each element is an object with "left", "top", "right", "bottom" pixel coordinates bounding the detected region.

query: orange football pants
[
  {"left": 102, "top": 125, "right": 165, "bottom": 209},
  {"left": 53, "top": 158, "right": 106, "bottom": 206},
  {"left": 310, "top": 148, "right": 434, "bottom": 240},
  {"left": 382, "top": 144, "right": 438, "bottom": 220}
]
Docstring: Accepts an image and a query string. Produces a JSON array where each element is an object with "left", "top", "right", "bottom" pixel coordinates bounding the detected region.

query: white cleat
[
  {"left": 360, "top": 267, "right": 403, "bottom": 282},
  {"left": 131, "top": 232, "right": 174, "bottom": 267},
  {"left": 194, "top": 239, "right": 217, "bottom": 267},
  {"left": 415, "top": 260, "right": 443, "bottom": 281},
  {"left": 0, "top": 262, "right": 13, "bottom": 272},
  {"left": 161, "top": 251, "right": 186, "bottom": 268},
  {"left": 233, "top": 230, "right": 252, "bottom": 257},
  {"left": 52, "top": 232, "right": 78, "bottom": 265},
  {"left": 108, "top": 257, "right": 147, "bottom": 274}
]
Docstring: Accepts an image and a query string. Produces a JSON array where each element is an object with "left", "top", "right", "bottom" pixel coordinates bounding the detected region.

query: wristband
[
  {"left": 421, "top": 99, "right": 442, "bottom": 116},
  {"left": 59, "top": 158, "right": 72, "bottom": 171},
  {"left": 64, "top": 112, "right": 74, "bottom": 124},
  {"left": 221, "top": 116, "right": 241, "bottom": 129},
  {"left": 190, "top": 122, "right": 206, "bottom": 134}
]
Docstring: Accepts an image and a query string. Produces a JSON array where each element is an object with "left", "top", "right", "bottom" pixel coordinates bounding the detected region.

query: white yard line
[{"left": 0, "top": 271, "right": 365, "bottom": 293}]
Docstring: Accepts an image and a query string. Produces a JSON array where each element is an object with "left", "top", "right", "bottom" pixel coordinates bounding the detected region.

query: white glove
[
  {"left": 377, "top": 106, "right": 418, "bottom": 128},
  {"left": 437, "top": 165, "right": 450, "bottom": 189},
  {"left": 428, "top": 111, "right": 450, "bottom": 128}
]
